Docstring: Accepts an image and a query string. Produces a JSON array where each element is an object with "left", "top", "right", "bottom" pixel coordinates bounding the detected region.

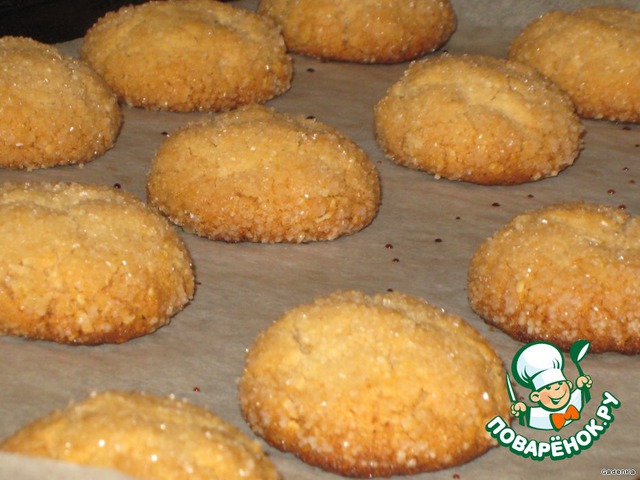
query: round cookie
[
  {"left": 374, "top": 53, "right": 584, "bottom": 185},
  {"left": 258, "top": 0, "right": 456, "bottom": 64},
  {"left": 0, "top": 391, "right": 281, "bottom": 480},
  {"left": 147, "top": 105, "right": 380, "bottom": 243},
  {"left": 0, "top": 182, "right": 194, "bottom": 345},
  {"left": 468, "top": 202, "right": 640, "bottom": 354},
  {"left": 80, "top": 0, "right": 292, "bottom": 112},
  {"left": 0, "top": 36, "right": 121, "bottom": 170},
  {"left": 509, "top": 6, "right": 640, "bottom": 123},
  {"left": 238, "top": 290, "right": 511, "bottom": 477}
]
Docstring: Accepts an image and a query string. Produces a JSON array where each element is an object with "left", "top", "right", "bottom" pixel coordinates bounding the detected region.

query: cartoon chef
[{"left": 509, "top": 341, "right": 593, "bottom": 431}]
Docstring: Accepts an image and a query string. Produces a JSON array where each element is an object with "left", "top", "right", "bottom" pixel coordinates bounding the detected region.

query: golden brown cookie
[
  {"left": 238, "top": 290, "right": 511, "bottom": 477},
  {"left": 374, "top": 53, "right": 584, "bottom": 185},
  {"left": 147, "top": 105, "right": 380, "bottom": 243},
  {"left": 0, "top": 391, "right": 281, "bottom": 480},
  {"left": 258, "top": 0, "right": 456, "bottom": 64},
  {"left": 0, "top": 36, "right": 121, "bottom": 170},
  {"left": 509, "top": 6, "right": 640, "bottom": 123},
  {"left": 80, "top": 0, "right": 292, "bottom": 112},
  {"left": 0, "top": 182, "right": 194, "bottom": 345},
  {"left": 468, "top": 202, "right": 640, "bottom": 354}
]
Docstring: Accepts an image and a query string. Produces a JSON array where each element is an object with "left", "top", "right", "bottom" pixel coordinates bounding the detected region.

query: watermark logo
[{"left": 486, "top": 340, "right": 621, "bottom": 461}]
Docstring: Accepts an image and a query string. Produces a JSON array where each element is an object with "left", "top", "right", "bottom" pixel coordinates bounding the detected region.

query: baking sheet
[{"left": 1, "top": 1, "right": 639, "bottom": 479}]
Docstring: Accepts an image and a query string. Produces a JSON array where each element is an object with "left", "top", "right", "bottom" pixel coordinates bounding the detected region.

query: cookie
[
  {"left": 0, "top": 182, "right": 194, "bottom": 345},
  {"left": 258, "top": 0, "right": 456, "bottom": 64},
  {"left": 509, "top": 6, "right": 640, "bottom": 123},
  {"left": 0, "top": 36, "right": 121, "bottom": 170},
  {"left": 0, "top": 391, "right": 281, "bottom": 480},
  {"left": 80, "top": 0, "right": 292, "bottom": 112},
  {"left": 147, "top": 105, "right": 380, "bottom": 243},
  {"left": 468, "top": 202, "right": 640, "bottom": 354},
  {"left": 374, "top": 53, "right": 584, "bottom": 185},
  {"left": 238, "top": 290, "right": 511, "bottom": 477}
]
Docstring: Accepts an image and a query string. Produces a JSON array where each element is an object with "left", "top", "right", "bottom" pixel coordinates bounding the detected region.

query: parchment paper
[{"left": 1, "top": 1, "right": 639, "bottom": 479}]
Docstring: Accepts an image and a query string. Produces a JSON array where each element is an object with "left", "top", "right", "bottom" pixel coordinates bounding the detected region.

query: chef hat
[{"left": 511, "top": 342, "right": 567, "bottom": 391}]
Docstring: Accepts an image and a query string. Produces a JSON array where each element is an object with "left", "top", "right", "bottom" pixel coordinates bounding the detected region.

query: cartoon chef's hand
[
  {"left": 577, "top": 375, "right": 592, "bottom": 390},
  {"left": 511, "top": 401, "right": 527, "bottom": 417}
]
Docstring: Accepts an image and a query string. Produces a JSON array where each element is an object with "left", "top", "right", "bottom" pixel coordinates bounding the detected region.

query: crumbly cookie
[
  {"left": 238, "top": 290, "right": 510, "bottom": 477},
  {"left": 147, "top": 105, "right": 380, "bottom": 243},
  {"left": 0, "top": 391, "right": 281, "bottom": 480},
  {"left": 468, "top": 202, "right": 640, "bottom": 354},
  {"left": 509, "top": 6, "right": 640, "bottom": 123},
  {"left": 374, "top": 53, "right": 583, "bottom": 185},
  {"left": 258, "top": 0, "right": 456, "bottom": 64},
  {"left": 0, "top": 36, "right": 121, "bottom": 170},
  {"left": 0, "top": 182, "right": 194, "bottom": 345},
  {"left": 80, "top": 0, "right": 292, "bottom": 112}
]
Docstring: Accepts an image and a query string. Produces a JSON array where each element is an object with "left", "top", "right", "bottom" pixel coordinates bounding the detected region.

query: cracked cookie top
[
  {"left": 147, "top": 105, "right": 380, "bottom": 243},
  {"left": 374, "top": 53, "right": 583, "bottom": 185},
  {"left": 0, "top": 181, "right": 194, "bottom": 344}
]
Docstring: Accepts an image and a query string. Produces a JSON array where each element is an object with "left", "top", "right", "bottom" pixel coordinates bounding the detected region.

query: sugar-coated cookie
[
  {"left": 238, "top": 290, "right": 510, "bottom": 477},
  {"left": 509, "top": 6, "right": 640, "bottom": 123},
  {"left": 81, "top": 0, "right": 292, "bottom": 112},
  {"left": 0, "top": 36, "right": 121, "bottom": 170},
  {"left": 0, "top": 182, "right": 194, "bottom": 345},
  {"left": 0, "top": 391, "right": 281, "bottom": 480},
  {"left": 374, "top": 53, "right": 583, "bottom": 185},
  {"left": 147, "top": 105, "right": 380, "bottom": 243},
  {"left": 468, "top": 202, "right": 640, "bottom": 354},
  {"left": 257, "top": 0, "right": 456, "bottom": 64}
]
